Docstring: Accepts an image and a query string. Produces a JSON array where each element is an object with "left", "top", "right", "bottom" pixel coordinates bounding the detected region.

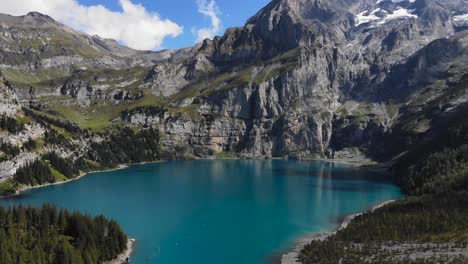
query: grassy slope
[{"left": 43, "top": 94, "right": 165, "bottom": 131}]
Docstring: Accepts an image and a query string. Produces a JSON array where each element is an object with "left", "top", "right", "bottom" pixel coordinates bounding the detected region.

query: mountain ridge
[{"left": 0, "top": 0, "right": 466, "bottom": 177}]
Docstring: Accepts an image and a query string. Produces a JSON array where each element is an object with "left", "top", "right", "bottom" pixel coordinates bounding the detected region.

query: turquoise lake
[{"left": 0, "top": 160, "right": 403, "bottom": 264}]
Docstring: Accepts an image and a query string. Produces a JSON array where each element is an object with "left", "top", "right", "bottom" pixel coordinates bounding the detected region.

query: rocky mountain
[
  {"left": 0, "top": 11, "right": 196, "bottom": 69},
  {"left": 0, "top": 0, "right": 468, "bottom": 182}
]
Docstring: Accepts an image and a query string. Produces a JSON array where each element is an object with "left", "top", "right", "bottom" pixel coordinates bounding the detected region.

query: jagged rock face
[
  {"left": 0, "top": 77, "right": 42, "bottom": 179},
  {"left": 378, "top": 31, "right": 468, "bottom": 99},
  {"left": 0, "top": 77, "right": 19, "bottom": 116},
  {"left": 1, "top": 0, "right": 468, "bottom": 161},
  {"left": 60, "top": 78, "right": 144, "bottom": 105},
  {"left": 200, "top": 0, "right": 355, "bottom": 64},
  {"left": 144, "top": 63, "right": 190, "bottom": 97}
]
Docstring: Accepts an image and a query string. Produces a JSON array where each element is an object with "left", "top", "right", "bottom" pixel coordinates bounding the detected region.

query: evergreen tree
[
  {"left": 0, "top": 205, "right": 127, "bottom": 264},
  {"left": 15, "top": 160, "right": 55, "bottom": 186}
]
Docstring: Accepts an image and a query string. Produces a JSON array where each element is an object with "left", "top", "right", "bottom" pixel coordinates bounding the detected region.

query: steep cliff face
[
  {"left": 0, "top": 0, "right": 467, "bottom": 172},
  {"left": 0, "top": 77, "right": 19, "bottom": 116},
  {"left": 0, "top": 77, "right": 40, "bottom": 178}
]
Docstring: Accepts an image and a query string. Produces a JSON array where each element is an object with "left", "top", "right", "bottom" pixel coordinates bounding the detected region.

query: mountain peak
[
  {"left": 25, "top": 11, "right": 56, "bottom": 23},
  {"left": 0, "top": 11, "right": 62, "bottom": 29},
  {"left": 26, "top": 11, "right": 49, "bottom": 18}
]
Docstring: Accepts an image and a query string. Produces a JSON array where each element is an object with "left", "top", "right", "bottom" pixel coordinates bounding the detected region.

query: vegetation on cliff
[
  {"left": 87, "top": 127, "right": 161, "bottom": 166},
  {"left": 15, "top": 159, "right": 55, "bottom": 186},
  {"left": 0, "top": 114, "right": 24, "bottom": 133},
  {"left": 0, "top": 106, "right": 162, "bottom": 195}
]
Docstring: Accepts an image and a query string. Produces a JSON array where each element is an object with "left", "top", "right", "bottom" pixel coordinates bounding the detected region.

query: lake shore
[
  {"left": 0, "top": 164, "right": 130, "bottom": 199},
  {"left": 280, "top": 199, "right": 397, "bottom": 264},
  {"left": 105, "top": 238, "right": 136, "bottom": 264}
]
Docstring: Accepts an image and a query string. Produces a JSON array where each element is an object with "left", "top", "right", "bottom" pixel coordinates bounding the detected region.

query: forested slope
[{"left": 0, "top": 204, "right": 127, "bottom": 264}]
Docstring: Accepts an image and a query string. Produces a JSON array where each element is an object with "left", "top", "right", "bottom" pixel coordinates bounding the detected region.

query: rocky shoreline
[
  {"left": 105, "top": 239, "right": 136, "bottom": 264},
  {"left": 280, "top": 200, "right": 397, "bottom": 264}
]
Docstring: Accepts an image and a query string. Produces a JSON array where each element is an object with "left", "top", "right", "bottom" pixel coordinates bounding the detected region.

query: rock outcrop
[{"left": 0, "top": 76, "right": 19, "bottom": 116}]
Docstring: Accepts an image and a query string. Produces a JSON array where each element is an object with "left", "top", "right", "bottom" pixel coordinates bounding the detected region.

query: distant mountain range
[{"left": 0, "top": 0, "right": 467, "bottom": 179}]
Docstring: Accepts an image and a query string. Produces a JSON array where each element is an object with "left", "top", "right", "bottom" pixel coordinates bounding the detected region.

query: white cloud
[
  {"left": 194, "top": 0, "right": 221, "bottom": 42},
  {"left": 0, "top": 0, "right": 183, "bottom": 50}
]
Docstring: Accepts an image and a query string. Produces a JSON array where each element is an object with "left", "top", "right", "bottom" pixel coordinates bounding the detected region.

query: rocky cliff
[{"left": 1, "top": 0, "right": 468, "bottom": 181}]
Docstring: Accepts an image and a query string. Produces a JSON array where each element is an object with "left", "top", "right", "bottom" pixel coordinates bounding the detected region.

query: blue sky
[
  {"left": 1, "top": 0, "right": 270, "bottom": 50},
  {"left": 120, "top": 0, "right": 270, "bottom": 49}
]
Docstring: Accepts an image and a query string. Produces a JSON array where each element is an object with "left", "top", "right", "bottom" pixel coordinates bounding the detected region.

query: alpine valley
[{"left": 0, "top": 0, "right": 468, "bottom": 263}]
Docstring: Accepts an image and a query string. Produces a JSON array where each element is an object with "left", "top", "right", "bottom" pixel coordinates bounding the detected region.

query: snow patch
[
  {"left": 355, "top": 7, "right": 418, "bottom": 27},
  {"left": 355, "top": 9, "right": 380, "bottom": 26},
  {"left": 377, "top": 0, "right": 415, "bottom": 3},
  {"left": 377, "top": 8, "right": 418, "bottom": 25},
  {"left": 453, "top": 14, "right": 468, "bottom": 22}
]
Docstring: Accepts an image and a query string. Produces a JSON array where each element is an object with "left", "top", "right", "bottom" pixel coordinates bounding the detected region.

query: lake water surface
[{"left": 0, "top": 160, "right": 403, "bottom": 264}]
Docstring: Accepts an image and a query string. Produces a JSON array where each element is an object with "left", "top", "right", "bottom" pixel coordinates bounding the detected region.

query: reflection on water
[{"left": 0, "top": 160, "right": 403, "bottom": 264}]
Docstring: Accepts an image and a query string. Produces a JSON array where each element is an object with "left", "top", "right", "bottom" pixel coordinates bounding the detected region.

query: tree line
[
  {"left": 0, "top": 204, "right": 127, "bottom": 264},
  {"left": 88, "top": 127, "right": 160, "bottom": 166},
  {"left": 14, "top": 152, "right": 81, "bottom": 186},
  {"left": 15, "top": 159, "right": 55, "bottom": 186},
  {"left": 0, "top": 114, "right": 23, "bottom": 133},
  {"left": 24, "top": 108, "right": 81, "bottom": 134}
]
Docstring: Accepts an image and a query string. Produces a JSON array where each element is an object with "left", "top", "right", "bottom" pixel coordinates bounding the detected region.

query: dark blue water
[{"left": 0, "top": 160, "right": 403, "bottom": 264}]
